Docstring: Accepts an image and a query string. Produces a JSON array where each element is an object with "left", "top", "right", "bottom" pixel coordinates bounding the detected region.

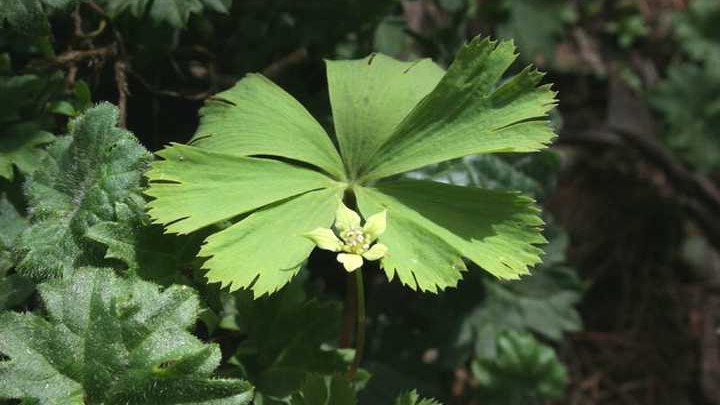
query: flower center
[{"left": 340, "top": 227, "right": 371, "bottom": 255}]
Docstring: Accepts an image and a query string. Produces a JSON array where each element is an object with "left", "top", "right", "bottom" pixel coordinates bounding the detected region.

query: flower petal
[
  {"left": 362, "top": 209, "right": 387, "bottom": 240},
  {"left": 337, "top": 253, "right": 364, "bottom": 272},
  {"left": 303, "top": 227, "right": 343, "bottom": 252},
  {"left": 362, "top": 243, "right": 388, "bottom": 261},
  {"left": 335, "top": 201, "right": 361, "bottom": 232}
]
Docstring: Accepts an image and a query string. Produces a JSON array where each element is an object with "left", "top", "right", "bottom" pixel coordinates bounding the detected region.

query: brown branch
[
  {"left": 30, "top": 46, "right": 116, "bottom": 70},
  {"left": 261, "top": 48, "right": 308, "bottom": 79},
  {"left": 114, "top": 59, "right": 128, "bottom": 128},
  {"left": 560, "top": 126, "right": 720, "bottom": 252}
]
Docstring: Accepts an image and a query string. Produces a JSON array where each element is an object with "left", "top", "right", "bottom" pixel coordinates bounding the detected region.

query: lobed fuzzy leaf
[
  {"left": 0, "top": 268, "right": 254, "bottom": 404},
  {"left": 16, "top": 103, "right": 152, "bottom": 279}
]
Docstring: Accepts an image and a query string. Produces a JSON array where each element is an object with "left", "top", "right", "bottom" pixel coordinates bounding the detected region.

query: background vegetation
[{"left": 1, "top": 0, "right": 719, "bottom": 404}]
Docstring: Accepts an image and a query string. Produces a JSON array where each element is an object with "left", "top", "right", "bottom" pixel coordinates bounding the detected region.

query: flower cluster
[{"left": 304, "top": 202, "right": 388, "bottom": 271}]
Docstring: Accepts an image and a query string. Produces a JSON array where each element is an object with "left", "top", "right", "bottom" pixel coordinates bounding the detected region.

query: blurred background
[{"left": 2, "top": 1, "right": 720, "bottom": 404}]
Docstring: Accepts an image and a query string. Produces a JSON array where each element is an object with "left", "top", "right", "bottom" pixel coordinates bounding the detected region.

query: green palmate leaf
[
  {"left": 16, "top": 103, "right": 152, "bottom": 279},
  {"left": 394, "top": 390, "right": 442, "bottom": 405},
  {"left": 146, "top": 143, "right": 339, "bottom": 235},
  {"left": 191, "top": 74, "right": 345, "bottom": 179},
  {"left": 98, "top": 0, "right": 232, "bottom": 28},
  {"left": 0, "top": 268, "right": 254, "bottom": 404},
  {"left": 290, "top": 375, "right": 357, "bottom": 405},
  {"left": 0, "top": 123, "right": 54, "bottom": 181},
  {"left": 355, "top": 180, "right": 545, "bottom": 292},
  {"left": 361, "top": 37, "right": 557, "bottom": 181},
  {"left": 470, "top": 331, "right": 567, "bottom": 405},
  {"left": 326, "top": 54, "right": 444, "bottom": 177},
  {"left": 201, "top": 188, "right": 341, "bottom": 296},
  {"left": 147, "top": 35, "right": 555, "bottom": 296}
]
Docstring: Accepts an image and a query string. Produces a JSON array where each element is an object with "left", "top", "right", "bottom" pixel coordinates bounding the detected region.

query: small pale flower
[{"left": 304, "top": 201, "right": 388, "bottom": 272}]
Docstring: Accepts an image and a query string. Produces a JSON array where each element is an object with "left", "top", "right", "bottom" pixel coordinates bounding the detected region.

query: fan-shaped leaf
[
  {"left": 146, "top": 143, "right": 338, "bottom": 235},
  {"left": 326, "top": 54, "right": 444, "bottom": 177},
  {"left": 362, "top": 37, "right": 557, "bottom": 181},
  {"left": 355, "top": 181, "right": 545, "bottom": 292},
  {"left": 201, "top": 188, "right": 341, "bottom": 296},
  {"left": 191, "top": 74, "right": 345, "bottom": 179}
]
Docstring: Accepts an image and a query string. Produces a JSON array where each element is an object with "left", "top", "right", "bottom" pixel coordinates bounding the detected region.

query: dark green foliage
[
  {"left": 16, "top": 104, "right": 152, "bottom": 279},
  {"left": 471, "top": 331, "right": 567, "bottom": 405},
  {"left": 0, "top": 0, "right": 78, "bottom": 36},
  {"left": 497, "top": 0, "right": 575, "bottom": 61},
  {"left": 220, "top": 281, "right": 346, "bottom": 402},
  {"left": 0, "top": 268, "right": 254, "bottom": 404},
  {"left": 0, "top": 1, "right": 599, "bottom": 404},
  {"left": 290, "top": 375, "right": 357, "bottom": 405},
  {"left": 0, "top": 194, "right": 34, "bottom": 310},
  {"left": 674, "top": 0, "right": 720, "bottom": 71},
  {"left": 86, "top": 201, "right": 202, "bottom": 285},
  {"left": 651, "top": 64, "right": 720, "bottom": 172},
  {"left": 96, "top": 0, "right": 232, "bottom": 28}
]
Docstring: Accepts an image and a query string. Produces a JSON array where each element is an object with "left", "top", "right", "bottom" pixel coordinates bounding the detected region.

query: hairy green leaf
[
  {"left": 362, "top": 37, "right": 557, "bottom": 181},
  {"left": 355, "top": 181, "right": 545, "bottom": 292},
  {"left": 0, "top": 193, "right": 27, "bottom": 272},
  {"left": 191, "top": 74, "right": 345, "bottom": 179},
  {"left": 16, "top": 103, "right": 152, "bottom": 279},
  {"left": 326, "top": 54, "right": 444, "bottom": 178},
  {"left": 0, "top": 268, "right": 254, "bottom": 404}
]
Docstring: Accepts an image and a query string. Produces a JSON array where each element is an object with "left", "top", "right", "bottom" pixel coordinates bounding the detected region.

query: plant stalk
[{"left": 347, "top": 268, "right": 366, "bottom": 380}]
